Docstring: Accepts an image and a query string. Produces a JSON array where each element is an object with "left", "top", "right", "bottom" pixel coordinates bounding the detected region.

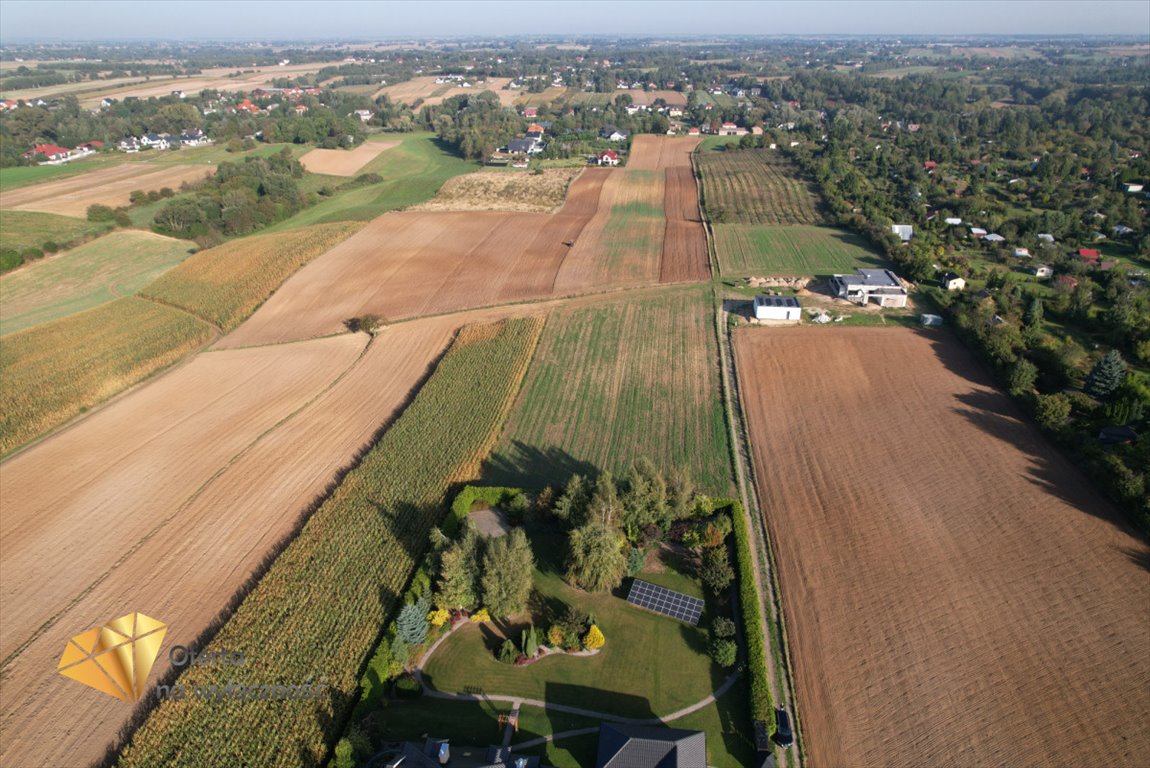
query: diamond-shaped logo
[{"left": 57, "top": 613, "right": 167, "bottom": 701}]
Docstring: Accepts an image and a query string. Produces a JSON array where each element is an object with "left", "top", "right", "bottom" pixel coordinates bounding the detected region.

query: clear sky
[{"left": 1, "top": 0, "right": 1148, "bottom": 42}]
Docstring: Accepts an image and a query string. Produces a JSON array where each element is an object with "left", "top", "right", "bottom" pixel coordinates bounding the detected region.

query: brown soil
[
  {"left": 298, "top": 142, "right": 399, "bottom": 176},
  {"left": 660, "top": 166, "right": 709, "bottom": 282},
  {"left": 733, "top": 326, "right": 1150, "bottom": 768},
  {"left": 0, "top": 163, "right": 215, "bottom": 217},
  {"left": 627, "top": 135, "right": 700, "bottom": 171}
]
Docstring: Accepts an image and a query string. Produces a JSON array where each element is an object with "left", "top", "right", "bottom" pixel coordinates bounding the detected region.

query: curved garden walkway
[{"left": 411, "top": 620, "right": 743, "bottom": 749}]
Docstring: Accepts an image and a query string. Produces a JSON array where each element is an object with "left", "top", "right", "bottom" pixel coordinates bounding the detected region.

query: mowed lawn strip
[
  {"left": 268, "top": 133, "right": 478, "bottom": 231},
  {"left": 713, "top": 224, "right": 886, "bottom": 276},
  {"left": 140, "top": 221, "right": 362, "bottom": 331},
  {"left": 0, "top": 297, "right": 213, "bottom": 455},
  {"left": 117, "top": 317, "right": 544, "bottom": 768},
  {"left": 1, "top": 231, "right": 193, "bottom": 334},
  {"left": 485, "top": 286, "right": 734, "bottom": 494},
  {"left": 0, "top": 210, "right": 112, "bottom": 254}
]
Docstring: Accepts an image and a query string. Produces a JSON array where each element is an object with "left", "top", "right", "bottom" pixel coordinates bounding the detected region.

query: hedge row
[
  {"left": 722, "top": 498, "right": 773, "bottom": 721},
  {"left": 447, "top": 485, "right": 525, "bottom": 536}
]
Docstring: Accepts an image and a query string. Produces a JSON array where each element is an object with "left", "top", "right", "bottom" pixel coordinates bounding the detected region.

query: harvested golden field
[
  {"left": 298, "top": 141, "right": 399, "bottom": 176},
  {"left": 0, "top": 311, "right": 497, "bottom": 767},
  {"left": 627, "top": 135, "right": 700, "bottom": 170},
  {"left": 0, "top": 297, "right": 213, "bottom": 455},
  {"left": 628, "top": 89, "right": 689, "bottom": 107},
  {"left": 220, "top": 170, "right": 611, "bottom": 346},
  {"left": 374, "top": 75, "right": 516, "bottom": 106},
  {"left": 734, "top": 327, "right": 1150, "bottom": 767},
  {"left": 141, "top": 221, "right": 361, "bottom": 332},
  {"left": 0, "top": 162, "right": 214, "bottom": 217},
  {"left": 412, "top": 167, "right": 583, "bottom": 213},
  {"left": 1, "top": 231, "right": 192, "bottom": 334}
]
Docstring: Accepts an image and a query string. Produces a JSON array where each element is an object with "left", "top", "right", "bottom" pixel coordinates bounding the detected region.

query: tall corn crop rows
[{"left": 118, "top": 316, "right": 543, "bottom": 767}]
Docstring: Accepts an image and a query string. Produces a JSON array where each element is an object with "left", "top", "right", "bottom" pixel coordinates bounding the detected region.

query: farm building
[
  {"left": 940, "top": 272, "right": 965, "bottom": 291},
  {"left": 891, "top": 224, "right": 913, "bottom": 242},
  {"left": 829, "top": 269, "right": 908, "bottom": 308},
  {"left": 753, "top": 295, "right": 801, "bottom": 321}
]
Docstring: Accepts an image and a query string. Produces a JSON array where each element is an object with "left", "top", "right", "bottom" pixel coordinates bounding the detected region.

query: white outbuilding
[{"left": 753, "top": 295, "right": 801, "bottom": 321}]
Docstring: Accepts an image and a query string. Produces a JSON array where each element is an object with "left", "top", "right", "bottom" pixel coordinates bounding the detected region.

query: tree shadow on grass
[{"left": 481, "top": 442, "right": 599, "bottom": 490}]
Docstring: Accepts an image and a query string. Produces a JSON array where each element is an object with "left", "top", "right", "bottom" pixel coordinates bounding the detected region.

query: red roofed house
[
  {"left": 23, "top": 144, "right": 72, "bottom": 162},
  {"left": 1056, "top": 275, "right": 1080, "bottom": 290},
  {"left": 1078, "top": 248, "right": 1100, "bottom": 263},
  {"left": 527, "top": 123, "right": 544, "bottom": 134},
  {"left": 597, "top": 149, "right": 620, "bottom": 166},
  {"left": 76, "top": 140, "right": 104, "bottom": 152},
  {"left": 236, "top": 99, "right": 259, "bottom": 114},
  {"left": 523, "top": 107, "right": 538, "bottom": 118},
  {"left": 924, "top": 160, "right": 938, "bottom": 171},
  {"left": 687, "top": 127, "right": 700, "bottom": 136},
  {"left": 294, "top": 104, "right": 309, "bottom": 114}
]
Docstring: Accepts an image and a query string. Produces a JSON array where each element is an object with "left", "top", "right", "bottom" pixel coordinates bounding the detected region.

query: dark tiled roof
[{"left": 596, "top": 723, "right": 707, "bottom": 768}]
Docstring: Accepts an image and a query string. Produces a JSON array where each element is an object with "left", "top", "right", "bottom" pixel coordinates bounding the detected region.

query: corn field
[
  {"left": 140, "top": 221, "right": 361, "bottom": 331},
  {"left": 0, "top": 297, "right": 213, "bottom": 455},
  {"left": 117, "top": 316, "right": 543, "bottom": 768}
]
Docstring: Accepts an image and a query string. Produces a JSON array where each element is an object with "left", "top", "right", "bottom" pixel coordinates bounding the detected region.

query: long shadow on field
[
  {"left": 951, "top": 388, "right": 1148, "bottom": 543},
  {"left": 481, "top": 441, "right": 599, "bottom": 490}
]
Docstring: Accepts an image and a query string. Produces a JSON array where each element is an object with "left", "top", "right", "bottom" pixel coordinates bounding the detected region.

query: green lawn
[
  {"left": 483, "top": 286, "right": 734, "bottom": 494},
  {"left": 714, "top": 224, "right": 886, "bottom": 276},
  {"left": 1, "top": 230, "right": 193, "bottom": 334},
  {"left": 0, "top": 210, "right": 113, "bottom": 254},
  {"left": 0, "top": 160, "right": 110, "bottom": 192},
  {"left": 267, "top": 133, "right": 477, "bottom": 231},
  {"left": 422, "top": 529, "right": 723, "bottom": 719}
]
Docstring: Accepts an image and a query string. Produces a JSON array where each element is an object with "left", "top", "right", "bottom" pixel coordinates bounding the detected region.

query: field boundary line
[
  {"left": 714, "top": 303, "right": 805, "bottom": 768},
  {"left": 692, "top": 145, "right": 721, "bottom": 277}
]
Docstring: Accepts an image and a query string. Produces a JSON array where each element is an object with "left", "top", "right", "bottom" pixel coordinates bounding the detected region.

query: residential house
[
  {"left": 75, "top": 140, "right": 104, "bottom": 153},
  {"left": 983, "top": 233, "right": 1005, "bottom": 243},
  {"left": 0, "top": 99, "right": 19, "bottom": 110},
  {"left": 597, "top": 149, "right": 620, "bottom": 166},
  {"left": 506, "top": 138, "right": 538, "bottom": 155},
  {"left": 1056, "top": 275, "right": 1079, "bottom": 290},
  {"left": 293, "top": 104, "right": 308, "bottom": 114},
  {"left": 595, "top": 724, "right": 706, "bottom": 768},
  {"left": 718, "top": 122, "right": 746, "bottom": 136},
  {"left": 140, "top": 133, "right": 169, "bottom": 150},
  {"left": 23, "top": 144, "right": 72, "bottom": 162},
  {"left": 687, "top": 127, "right": 700, "bottom": 136},
  {"left": 890, "top": 224, "right": 913, "bottom": 242},
  {"left": 1013, "top": 247, "right": 1030, "bottom": 258},
  {"left": 1121, "top": 183, "right": 1144, "bottom": 193},
  {"left": 829, "top": 269, "right": 908, "bottom": 308},
  {"left": 352, "top": 109, "right": 374, "bottom": 122},
  {"left": 522, "top": 107, "right": 538, "bottom": 118},
  {"left": 118, "top": 137, "right": 142, "bottom": 152},
  {"left": 1030, "top": 264, "right": 1053, "bottom": 279},
  {"left": 944, "top": 217, "right": 963, "bottom": 225},
  {"left": 940, "top": 272, "right": 966, "bottom": 291},
  {"left": 1113, "top": 224, "right": 1135, "bottom": 237},
  {"left": 1037, "top": 233, "right": 1056, "bottom": 243},
  {"left": 600, "top": 125, "right": 630, "bottom": 142},
  {"left": 923, "top": 160, "right": 938, "bottom": 171}
]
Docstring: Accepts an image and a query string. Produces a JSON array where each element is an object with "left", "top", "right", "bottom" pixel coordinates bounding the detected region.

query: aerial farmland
[{"left": 1, "top": 20, "right": 1147, "bottom": 768}]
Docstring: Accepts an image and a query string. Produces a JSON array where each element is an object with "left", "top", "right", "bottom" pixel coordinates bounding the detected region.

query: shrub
[
  {"left": 522, "top": 625, "right": 540, "bottom": 657},
  {"left": 701, "top": 547, "right": 735, "bottom": 594},
  {"left": 1034, "top": 392, "right": 1072, "bottom": 430},
  {"left": 427, "top": 608, "right": 450, "bottom": 628},
  {"left": 626, "top": 547, "right": 646, "bottom": 577},
  {"left": 507, "top": 492, "right": 530, "bottom": 522},
  {"left": 727, "top": 500, "right": 772, "bottom": 720},
  {"left": 711, "top": 616, "right": 736, "bottom": 639},
  {"left": 114, "top": 209, "right": 133, "bottom": 228},
  {"left": 583, "top": 624, "right": 605, "bottom": 650},
  {"left": 498, "top": 639, "right": 519, "bottom": 664},
  {"left": 394, "top": 674, "right": 423, "bottom": 699},
  {"left": 470, "top": 608, "right": 491, "bottom": 623},
  {"left": 0, "top": 249, "right": 22, "bottom": 272},
  {"left": 41, "top": 241, "right": 60, "bottom": 254},
  {"left": 710, "top": 638, "right": 737, "bottom": 668},
  {"left": 87, "top": 204, "right": 117, "bottom": 222},
  {"left": 546, "top": 625, "right": 565, "bottom": 647},
  {"left": 129, "top": 189, "right": 147, "bottom": 205},
  {"left": 396, "top": 599, "right": 429, "bottom": 645}
]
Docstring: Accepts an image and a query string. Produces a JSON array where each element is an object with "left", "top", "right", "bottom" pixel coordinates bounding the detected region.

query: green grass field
[
  {"left": 0, "top": 210, "right": 112, "bottom": 254},
  {"left": 714, "top": 224, "right": 886, "bottom": 276},
  {"left": 0, "top": 161, "right": 108, "bottom": 192},
  {"left": 268, "top": 133, "right": 477, "bottom": 231},
  {"left": 484, "top": 286, "right": 734, "bottom": 494},
  {"left": 1, "top": 231, "right": 193, "bottom": 334}
]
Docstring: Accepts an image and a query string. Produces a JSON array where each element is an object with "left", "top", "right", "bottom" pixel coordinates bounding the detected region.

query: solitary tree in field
[
  {"left": 1085, "top": 349, "right": 1127, "bottom": 400},
  {"left": 566, "top": 523, "right": 626, "bottom": 592},
  {"left": 481, "top": 528, "right": 534, "bottom": 617}
]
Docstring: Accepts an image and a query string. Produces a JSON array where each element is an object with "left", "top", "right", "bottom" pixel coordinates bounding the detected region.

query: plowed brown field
[
  {"left": 0, "top": 311, "right": 507, "bottom": 767},
  {"left": 661, "top": 165, "right": 709, "bottom": 282},
  {"left": 627, "top": 135, "right": 699, "bottom": 170},
  {"left": 298, "top": 141, "right": 399, "bottom": 176},
  {"left": 734, "top": 327, "right": 1150, "bottom": 768},
  {"left": 0, "top": 162, "right": 214, "bottom": 217}
]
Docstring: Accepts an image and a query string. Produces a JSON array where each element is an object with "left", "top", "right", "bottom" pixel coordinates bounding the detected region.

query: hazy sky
[{"left": 1, "top": 0, "right": 1148, "bottom": 42}]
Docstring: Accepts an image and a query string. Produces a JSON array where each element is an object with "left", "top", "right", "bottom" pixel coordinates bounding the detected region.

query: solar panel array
[{"left": 626, "top": 579, "right": 704, "bottom": 625}]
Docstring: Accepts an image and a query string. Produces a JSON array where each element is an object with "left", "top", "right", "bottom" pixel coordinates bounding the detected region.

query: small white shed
[{"left": 753, "top": 295, "right": 801, "bottom": 321}]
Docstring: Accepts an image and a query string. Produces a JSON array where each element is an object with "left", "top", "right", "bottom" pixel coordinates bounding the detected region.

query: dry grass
[
  {"left": 298, "top": 141, "right": 399, "bottom": 176},
  {"left": 412, "top": 168, "right": 583, "bottom": 213}
]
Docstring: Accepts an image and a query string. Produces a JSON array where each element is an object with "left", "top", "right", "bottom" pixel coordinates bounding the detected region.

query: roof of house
[
  {"left": 754, "top": 295, "right": 800, "bottom": 308},
  {"left": 595, "top": 723, "right": 707, "bottom": 768},
  {"left": 599, "top": 149, "right": 619, "bottom": 159},
  {"left": 836, "top": 269, "right": 902, "bottom": 288},
  {"left": 1078, "top": 248, "right": 1100, "bottom": 259},
  {"left": 26, "top": 144, "right": 71, "bottom": 156},
  {"left": 940, "top": 272, "right": 962, "bottom": 282},
  {"left": 507, "top": 139, "right": 535, "bottom": 153}
]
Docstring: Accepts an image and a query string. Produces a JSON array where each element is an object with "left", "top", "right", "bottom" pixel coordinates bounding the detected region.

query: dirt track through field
[
  {"left": 0, "top": 162, "right": 214, "bottom": 217},
  {"left": 298, "top": 141, "right": 399, "bottom": 176},
  {"left": 733, "top": 327, "right": 1150, "bottom": 768},
  {"left": 0, "top": 309, "right": 535, "bottom": 768}
]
